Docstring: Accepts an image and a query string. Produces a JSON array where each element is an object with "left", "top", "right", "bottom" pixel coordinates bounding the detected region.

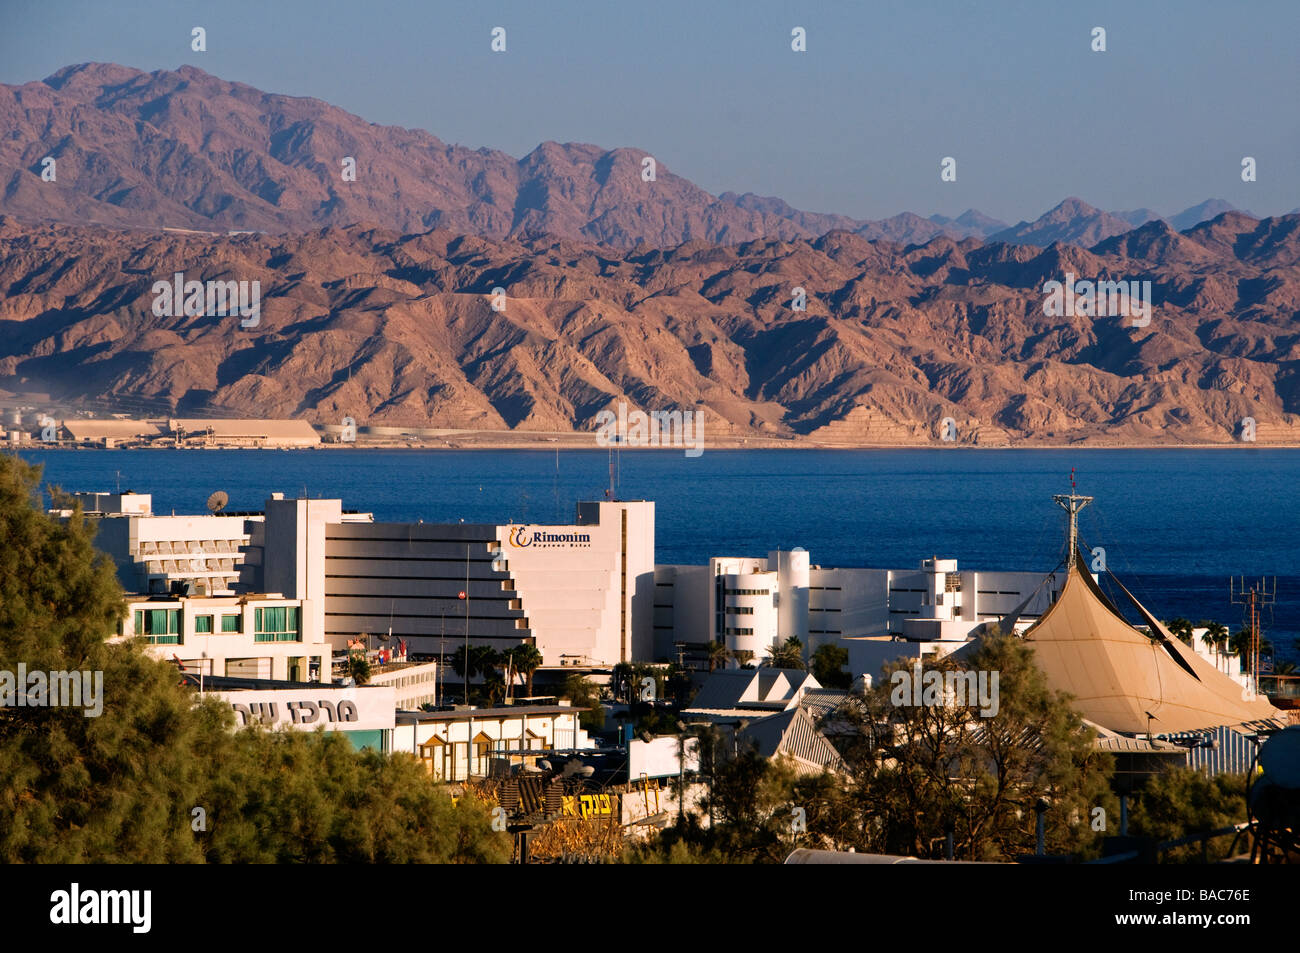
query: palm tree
[
  {"left": 1165, "top": 617, "right": 1194, "bottom": 645},
  {"left": 1201, "top": 621, "right": 1229, "bottom": 652},
  {"left": 707, "top": 640, "right": 729, "bottom": 673},
  {"left": 765, "top": 636, "right": 805, "bottom": 671},
  {"left": 505, "top": 643, "right": 543, "bottom": 697},
  {"left": 449, "top": 644, "right": 501, "bottom": 701},
  {"left": 483, "top": 669, "right": 507, "bottom": 705},
  {"left": 610, "top": 661, "right": 635, "bottom": 703}
]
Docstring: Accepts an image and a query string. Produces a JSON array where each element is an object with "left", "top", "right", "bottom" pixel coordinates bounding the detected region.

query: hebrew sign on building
[{"left": 214, "top": 685, "right": 396, "bottom": 732}]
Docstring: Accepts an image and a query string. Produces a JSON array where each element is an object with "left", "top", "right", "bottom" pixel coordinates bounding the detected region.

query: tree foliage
[
  {"left": 1128, "top": 769, "right": 1247, "bottom": 863},
  {"left": 560, "top": 673, "right": 604, "bottom": 732},
  {"left": 810, "top": 644, "right": 851, "bottom": 688},
  {"left": 765, "top": 636, "right": 805, "bottom": 671},
  {"left": 635, "top": 631, "right": 1118, "bottom": 863},
  {"left": 504, "top": 643, "right": 543, "bottom": 696},
  {"left": 0, "top": 454, "right": 508, "bottom": 863}
]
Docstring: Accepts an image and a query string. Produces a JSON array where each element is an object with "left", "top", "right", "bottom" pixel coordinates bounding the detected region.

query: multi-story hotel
[
  {"left": 77, "top": 490, "right": 656, "bottom": 677},
  {"left": 74, "top": 487, "right": 1066, "bottom": 683},
  {"left": 655, "top": 552, "right": 1059, "bottom": 674},
  {"left": 248, "top": 494, "right": 655, "bottom": 667}
]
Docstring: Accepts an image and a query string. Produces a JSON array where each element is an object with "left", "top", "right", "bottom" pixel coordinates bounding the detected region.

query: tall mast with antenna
[
  {"left": 1230, "top": 576, "right": 1276, "bottom": 699},
  {"left": 1052, "top": 468, "right": 1092, "bottom": 570}
]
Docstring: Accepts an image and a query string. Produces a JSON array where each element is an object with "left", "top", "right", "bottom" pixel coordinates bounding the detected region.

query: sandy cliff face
[{"left": 1, "top": 212, "right": 1297, "bottom": 444}]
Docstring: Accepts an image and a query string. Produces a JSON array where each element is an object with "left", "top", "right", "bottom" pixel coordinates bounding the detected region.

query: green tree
[
  {"left": 765, "top": 636, "right": 805, "bottom": 671},
  {"left": 0, "top": 454, "right": 509, "bottom": 863},
  {"left": 811, "top": 644, "right": 851, "bottom": 689},
  {"left": 504, "top": 643, "right": 543, "bottom": 696},
  {"left": 837, "top": 631, "right": 1116, "bottom": 861},
  {"left": 347, "top": 650, "right": 371, "bottom": 684},
  {"left": 1199, "top": 620, "right": 1228, "bottom": 652},
  {"left": 706, "top": 640, "right": 729, "bottom": 673},
  {"left": 1165, "top": 618, "right": 1194, "bottom": 646},
  {"left": 449, "top": 644, "right": 501, "bottom": 702},
  {"left": 611, "top": 661, "right": 636, "bottom": 703},
  {"left": 561, "top": 673, "right": 605, "bottom": 732},
  {"left": 1128, "top": 770, "right": 1246, "bottom": 864},
  {"left": 201, "top": 730, "right": 509, "bottom": 862},
  {"left": 1229, "top": 627, "right": 1273, "bottom": 674},
  {"left": 0, "top": 455, "right": 210, "bottom": 862}
]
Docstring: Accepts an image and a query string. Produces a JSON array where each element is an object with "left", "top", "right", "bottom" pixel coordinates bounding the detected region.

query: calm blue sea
[{"left": 16, "top": 447, "right": 1300, "bottom": 661}]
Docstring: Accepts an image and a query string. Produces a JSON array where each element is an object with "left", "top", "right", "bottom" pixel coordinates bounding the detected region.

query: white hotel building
[
  {"left": 250, "top": 495, "right": 655, "bottom": 667},
  {"left": 76, "top": 489, "right": 1057, "bottom": 682},
  {"left": 77, "top": 490, "right": 656, "bottom": 675},
  {"left": 655, "top": 552, "right": 1059, "bottom": 676}
]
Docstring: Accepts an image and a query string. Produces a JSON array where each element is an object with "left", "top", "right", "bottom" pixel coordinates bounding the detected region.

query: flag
[{"left": 399, "top": 638, "right": 408, "bottom": 657}]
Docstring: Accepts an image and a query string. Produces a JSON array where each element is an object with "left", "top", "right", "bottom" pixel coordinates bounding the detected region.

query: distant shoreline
[{"left": 15, "top": 441, "right": 1300, "bottom": 452}]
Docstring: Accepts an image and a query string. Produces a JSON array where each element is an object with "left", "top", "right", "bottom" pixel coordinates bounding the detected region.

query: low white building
[
  {"left": 366, "top": 660, "right": 440, "bottom": 709},
  {"left": 116, "top": 592, "right": 329, "bottom": 683},
  {"left": 391, "top": 704, "right": 594, "bottom": 781}
]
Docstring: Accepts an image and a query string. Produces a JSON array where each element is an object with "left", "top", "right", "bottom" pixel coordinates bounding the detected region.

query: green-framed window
[
  {"left": 220, "top": 614, "right": 241, "bottom": 633},
  {"left": 135, "top": 608, "right": 181, "bottom": 644},
  {"left": 254, "top": 606, "right": 300, "bottom": 642},
  {"left": 195, "top": 614, "right": 214, "bottom": 634}
]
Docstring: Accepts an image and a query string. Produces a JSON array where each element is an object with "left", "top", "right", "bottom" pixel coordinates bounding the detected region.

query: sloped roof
[
  {"left": 688, "top": 667, "right": 820, "bottom": 713},
  {"left": 800, "top": 688, "right": 849, "bottom": 721},
  {"left": 64, "top": 419, "right": 163, "bottom": 439},
  {"left": 739, "top": 707, "right": 842, "bottom": 774},
  {"left": 1024, "top": 563, "right": 1281, "bottom": 735},
  {"left": 172, "top": 418, "right": 319, "bottom": 441}
]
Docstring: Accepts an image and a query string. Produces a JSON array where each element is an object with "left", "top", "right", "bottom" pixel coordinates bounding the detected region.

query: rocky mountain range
[
  {"left": 1, "top": 209, "right": 1297, "bottom": 444},
  {"left": 0, "top": 63, "right": 1259, "bottom": 250},
  {"left": 1, "top": 62, "right": 1296, "bottom": 446}
]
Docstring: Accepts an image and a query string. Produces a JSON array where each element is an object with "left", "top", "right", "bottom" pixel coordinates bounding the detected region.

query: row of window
[
  {"left": 723, "top": 588, "right": 771, "bottom": 596},
  {"left": 132, "top": 607, "right": 300, "bottom": 645},
  {"left": 724, "top": 627, "right": 755, "bottom": 636}
]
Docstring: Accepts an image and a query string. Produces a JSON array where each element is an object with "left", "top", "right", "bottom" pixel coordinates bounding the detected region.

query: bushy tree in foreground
[
  {"left": 0, "top": 454, "right": 508, "bottom": 863},
  {"left": 632, "top": 632, "right": 1118, "bottom": 863},
  {"left": 1128, "top": 769, "right": 1247, "bottom": 863}
]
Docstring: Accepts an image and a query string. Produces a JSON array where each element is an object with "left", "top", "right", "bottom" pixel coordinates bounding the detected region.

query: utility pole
[
  {"left": 1052, "top": 468, "right": 1092, "bottom": 570},
  {"left": 462, "top": 545, "right": 471, "bottom": 705},
  {"left": 1230, "top": 576, "right": 1276, "bottom": 698}
]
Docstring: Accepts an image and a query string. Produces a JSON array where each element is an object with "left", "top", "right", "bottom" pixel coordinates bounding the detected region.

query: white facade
[
  {"left": 254, "top": 495, "right": 655, "bottom": 668},
  {"left": 79, "top": 493, "right": 255, "bottom": 595},
  {"left": 655, "top": 552, "right": 1059, "bottom": 677},
  {"left": 212, "top": 683, "right": 395, "bottom": 752},
  {"left": 392, "top": 704, "right": 594, "bottom": 781},
  {"left": 116, "top": 592, "right": 329, "bottom": 683},
  {"left": 367, "top": 661, "right": 440, "bottom": 709}
]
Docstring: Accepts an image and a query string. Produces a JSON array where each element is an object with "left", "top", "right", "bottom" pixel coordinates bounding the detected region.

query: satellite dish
[{"left": 206, "top": 491, "right": 229, "bottom": 514}]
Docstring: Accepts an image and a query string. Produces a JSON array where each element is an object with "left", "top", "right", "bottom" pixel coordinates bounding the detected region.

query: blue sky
[{"left": 2, "top": 0, "right": 1296, "bottom": 222}]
